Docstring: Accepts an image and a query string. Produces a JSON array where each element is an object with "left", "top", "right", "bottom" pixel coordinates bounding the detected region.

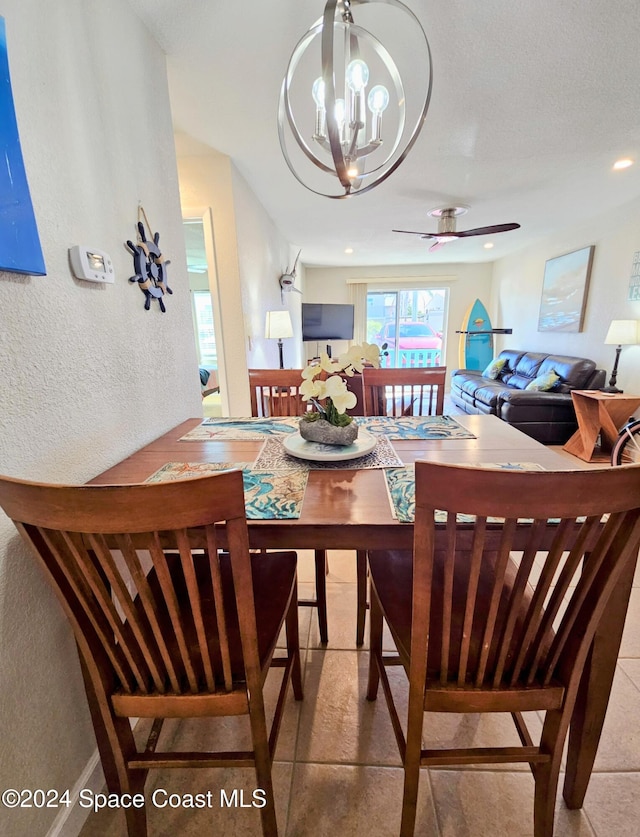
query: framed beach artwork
[
  {"left": 537, "top": 245, "right": 594, "bottom": 332},
  {"left": 0, "top": 16, "right": 46, "bottom": 275}
]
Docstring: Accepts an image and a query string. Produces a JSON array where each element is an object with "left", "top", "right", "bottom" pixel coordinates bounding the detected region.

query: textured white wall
[
  {"left": 178, "top": 149, "right": 252, "bottom": 414},
  {"left": 0, "top": 1, "right": 200, "bottom": 834},
  {"left": 178, "top": 141, "right": 301, "bottom": 416},
  {"left": 232, "top": 166, "right": 303, "bottom": 372},
  {"left": 492, "top": 195, "right": 640, "bottom": 393}
]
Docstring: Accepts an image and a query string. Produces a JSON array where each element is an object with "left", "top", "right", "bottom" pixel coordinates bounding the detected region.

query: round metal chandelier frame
[{"left": 278, "top": 0, "right": 433, "bottom": 199}]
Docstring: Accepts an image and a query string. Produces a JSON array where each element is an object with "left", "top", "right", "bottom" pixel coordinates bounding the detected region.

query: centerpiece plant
[{"left": 299, "top": 343, "right": 380, "bottom": 445}]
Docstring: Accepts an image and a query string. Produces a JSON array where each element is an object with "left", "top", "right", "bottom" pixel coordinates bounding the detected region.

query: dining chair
[
  {"left": 248, "top": 368, "right": 307, "bottom": 417},
  {"left": 354, "top": 366, "right": 447, "bottom": 645},
  {"left": 248, "top": 367, "right": 330, "bottom": 644},
  {"left": 361, "top": 366, "right": 446, "bottom": 417},
  {"left": 367, "top": 461, "right": 640, "bottom": 837},
  {"left": 0, "top": 469, "right": 302, "bottom": 837}
]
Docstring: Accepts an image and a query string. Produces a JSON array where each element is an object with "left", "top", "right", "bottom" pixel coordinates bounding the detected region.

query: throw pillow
[
  {"left": 525, "top": 370, "right": 560, "bottom": 392},
  {"left": 482, "top": 357, "right": 506, "bottom": 380}
]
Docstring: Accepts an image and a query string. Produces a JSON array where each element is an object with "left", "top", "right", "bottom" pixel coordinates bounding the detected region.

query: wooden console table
[{"left": 563, "top": 389, "right": 640, "bottom": 461}]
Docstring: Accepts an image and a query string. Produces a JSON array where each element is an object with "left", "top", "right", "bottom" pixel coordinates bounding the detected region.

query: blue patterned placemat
[
  {"left": 146, "top": 462, "right": 308, "bottom": 519},
  {"left": 254, "top": 435, "right": 403, "bottom": 470},
  {"left": 385, "top": 462, "right": 547, "bottom": 523},
  {"left": 180, "top": 417, "right": 300, "bottom": 441},
  {"left": 358, "top": 415, "right": 476, "bottom": 440}
]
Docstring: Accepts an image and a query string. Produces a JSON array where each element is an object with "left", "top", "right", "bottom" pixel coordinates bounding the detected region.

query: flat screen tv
[{"left": 302, "top": 303, "right": 354, "bottom": 341}]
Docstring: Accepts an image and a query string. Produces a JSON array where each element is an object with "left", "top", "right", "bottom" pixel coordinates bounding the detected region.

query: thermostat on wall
[{"left": 69, "top": 246, "right": 115, "bottom": 283}]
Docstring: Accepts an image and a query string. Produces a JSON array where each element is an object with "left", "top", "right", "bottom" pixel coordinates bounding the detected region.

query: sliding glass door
[{"left": 366, "top": 288, "right": 448, "bottom": 367}]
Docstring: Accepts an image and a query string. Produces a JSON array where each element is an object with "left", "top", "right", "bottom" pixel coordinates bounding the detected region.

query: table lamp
[
  {"left": 603, "top": 319, "right": 640, "bottom": 392},
  {"left": 265, "top": 310, "right": 293, "bottom": 369}
]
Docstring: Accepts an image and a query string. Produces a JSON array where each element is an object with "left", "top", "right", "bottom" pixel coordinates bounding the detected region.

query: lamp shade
[
  {"left": 604, "top": 319, "right": 640, "bottom": 345},
  {"left": 265, "top": 310, "right": 293, "bottom": 340}
]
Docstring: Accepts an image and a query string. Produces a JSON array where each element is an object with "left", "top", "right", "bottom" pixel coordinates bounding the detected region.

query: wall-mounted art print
[
  {"left": 537, "top": 245, "right": 594, "bottom": 333},
  {"left": 628, "top": 250, "right": 640, "bottom": 301},
  {"left": 0, "top": 16, "right": 46, "bottom": 276}
]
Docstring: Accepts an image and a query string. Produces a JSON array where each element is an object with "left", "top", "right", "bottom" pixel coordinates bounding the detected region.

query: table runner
[
  {"left": 358, "top": 415, "right": 476, "bottom": 440},
  {"left": 180, "top": 415, "right": 475, "bottom": 442},
  {"left": 179, "top": 417, "right": 300, "bottom": 441},
  {"left": 385, "top": 462, "right": 547, "bottom": 524},
  {"left": 253, "top": 435, "right": 403, "bottom": 470},
  {"left": 146, "top": 462, "right": 308, "bottom": 519}
]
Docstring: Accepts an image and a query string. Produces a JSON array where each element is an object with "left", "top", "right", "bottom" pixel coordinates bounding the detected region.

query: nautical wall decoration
[
  {"left": 0, "top": 16, "right": 46, "bottom": 276},
  {"left": 126, "top": 207, "right": 172, "bottom": 311}
]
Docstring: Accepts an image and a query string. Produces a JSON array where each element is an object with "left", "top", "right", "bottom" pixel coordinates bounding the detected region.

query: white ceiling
[{"left": 129, "top": 0, "right": 640, "bottom": 267}]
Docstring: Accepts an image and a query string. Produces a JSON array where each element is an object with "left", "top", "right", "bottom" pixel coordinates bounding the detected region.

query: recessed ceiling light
[
  {"left": 345, "top": 247, "right": 354, "bottom": 254},
  {"left": 483, "top": 242, "right": 494, "bottom": 249},
  {"left": 613, "top": 158, "right": 633, "bottom": 170}
]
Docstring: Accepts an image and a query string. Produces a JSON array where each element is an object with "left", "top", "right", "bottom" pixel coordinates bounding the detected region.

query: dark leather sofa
[{"left": 450, "top": 349, "right": 606, "bottom": 444}]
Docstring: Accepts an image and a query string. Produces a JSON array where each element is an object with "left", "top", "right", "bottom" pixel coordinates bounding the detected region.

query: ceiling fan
[
  {"left": 393, "top": 206, "right": 520, "bottom": 252},
  {"left": 279, "top": 250, "right": 302, "bottom": 301}
]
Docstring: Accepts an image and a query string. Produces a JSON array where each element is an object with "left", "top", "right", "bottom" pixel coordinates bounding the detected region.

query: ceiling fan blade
[
  {"left": 429, "top": 239, "right": 448, "bottom": 253},
  {"left": 455, "top": 223, "right": 521, "bottom": 238},
  {"left": 392, "top": 229, "right": 436, "bottom": 238}
]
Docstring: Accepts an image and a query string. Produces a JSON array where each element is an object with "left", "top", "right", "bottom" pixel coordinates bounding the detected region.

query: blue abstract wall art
[{"left": 0, "top": 16, "right": 46, "bottom": 276}]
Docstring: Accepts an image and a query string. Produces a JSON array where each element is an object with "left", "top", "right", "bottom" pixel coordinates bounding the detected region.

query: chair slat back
[
  {"left": 413, "top": 463, "right": 640, "bottom": 691},
  {"left": 248, "top": 369, "right": 306, "bottom": 417},
  {"left": 0, "top": 470, "right": 257, "bottom": 697},
  {"left": 362, "top": 367, "right": 446, "bottom": 416}
]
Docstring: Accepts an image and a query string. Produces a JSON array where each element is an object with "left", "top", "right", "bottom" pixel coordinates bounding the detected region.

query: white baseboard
[{"left": 46, "top": 750, "right": 105, "bottom": 837}]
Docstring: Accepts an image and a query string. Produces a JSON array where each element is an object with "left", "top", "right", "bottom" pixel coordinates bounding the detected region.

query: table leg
[
  {"left": 314, "top": 549, "right": 329, "bottom": 645},
  {"left": 563, "top": 549, "right": 637, "bottom": 807},
  {"left": 563, "top": 398, "right": 599, "bottom": 460},
  {"left": 356, "top": 549, "right": 368, "bottom": 647}
]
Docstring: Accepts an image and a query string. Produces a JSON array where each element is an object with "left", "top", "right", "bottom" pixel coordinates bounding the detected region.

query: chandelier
[{"left": 278, "top": 0, "right": 432, "bottom": 199}]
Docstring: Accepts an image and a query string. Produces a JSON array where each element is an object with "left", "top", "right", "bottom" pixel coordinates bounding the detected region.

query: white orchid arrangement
[{"left": 300, "top": 342, "right": 381, "bottom": 426}]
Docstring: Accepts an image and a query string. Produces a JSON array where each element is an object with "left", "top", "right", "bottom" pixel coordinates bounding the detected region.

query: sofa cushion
[
  {"left": 498, "top": 349, "right": 525, "bottom": 372},
  {"left": 473, "top": 383, "right": 514, "bottom": 408},
  {"left": 513, "top": 352, "right": 547, "bottom": 379},
  {"left": 459, "top": 376, "right": 484, "bottom": 397},
  {"left": 504, "top": 373, "right": 535, "bottom": 390},
  {"left": 536, "top": 355, "right": 597, "bottom": 391},
  {"left": 482, "top": 357, "right": 507, "bottom": 380},
  {"left": 525, "top": 370, "right": 561, "bottom": 392}
]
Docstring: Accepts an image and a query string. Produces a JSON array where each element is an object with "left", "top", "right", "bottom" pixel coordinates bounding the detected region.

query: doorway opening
[{"left": 184, "top": 217, "right": 222, "bottom": 416}]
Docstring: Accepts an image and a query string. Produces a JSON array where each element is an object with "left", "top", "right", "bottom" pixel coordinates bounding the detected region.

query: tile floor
[{"left": 79, "top": 407, "right": 640, "bottom": 836}]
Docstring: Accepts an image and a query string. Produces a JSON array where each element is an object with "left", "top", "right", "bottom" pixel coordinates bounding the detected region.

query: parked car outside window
[{"left": 376, "top": 321, "right": 442, "bottom": 352}]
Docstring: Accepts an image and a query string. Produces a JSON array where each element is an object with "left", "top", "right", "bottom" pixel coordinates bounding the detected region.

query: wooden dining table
[{"left": 87, "top": 413, "right": 631, "bottom": 814}]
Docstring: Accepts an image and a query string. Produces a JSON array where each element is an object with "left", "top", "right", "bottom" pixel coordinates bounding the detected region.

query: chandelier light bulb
[
  {"left": 312, "top": 77, "right": 326, "bottom": 108},
  {"left": 346, "top": 59, "right": 369, "bottom": 92},
  {"left": 278, "top": 0, "right": 433, "bottom": 198},
  {"left": 368, "top": 84, "right": 389, "bottom": 114}
]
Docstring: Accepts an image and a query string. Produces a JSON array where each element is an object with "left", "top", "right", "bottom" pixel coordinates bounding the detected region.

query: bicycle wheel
[{"left": 611, "top": 421, "right": 640, "bottom": 465}]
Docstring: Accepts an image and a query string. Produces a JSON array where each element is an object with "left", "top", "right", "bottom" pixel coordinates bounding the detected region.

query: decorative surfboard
[{"left": 457, "top": 299, "right": 495, "bottom": 370}]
